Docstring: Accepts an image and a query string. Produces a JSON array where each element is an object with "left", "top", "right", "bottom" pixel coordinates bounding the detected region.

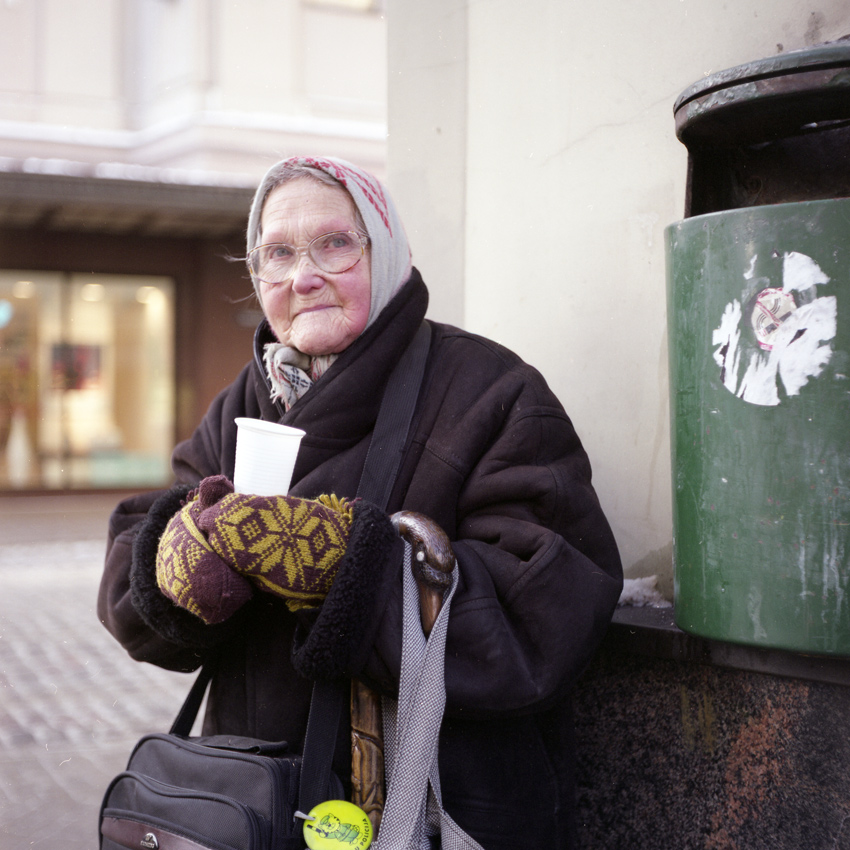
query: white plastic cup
[{"left": 233, "top": 418, "right": 306, "bottom": 496}]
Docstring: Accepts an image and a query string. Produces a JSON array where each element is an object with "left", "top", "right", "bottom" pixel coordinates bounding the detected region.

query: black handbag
[
  {"left": 99, "top": 322, "right": 432, "bottom": 850},
  {"left": 100, "top": 669, "right": 345, "bottom": 850}
]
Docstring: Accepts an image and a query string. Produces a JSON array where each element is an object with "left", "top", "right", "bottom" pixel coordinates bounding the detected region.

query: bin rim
[
  {"left": 674, "top": 40, "right": 850, "bottom": 113},
  {"left": 666, "top": 193, "right": 850, "bottom": 232},
  {"left": 673, "top": 40, "right": 850, "bottom": 149}
]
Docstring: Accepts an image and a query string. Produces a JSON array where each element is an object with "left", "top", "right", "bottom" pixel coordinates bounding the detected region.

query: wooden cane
[{"left": 350, "top": 511, "right": 455, "bottom": 833}]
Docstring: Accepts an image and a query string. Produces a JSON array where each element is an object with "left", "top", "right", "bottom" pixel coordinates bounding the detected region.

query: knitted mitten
[
  {"left": 156, "top": 475, "right": 355, "bottom": 622},
  {"left": 199, "top": 488, "right": 354, "bottom": 612},
  {"left": 155, "top": 479, "right": 255, "bottom": 625}
]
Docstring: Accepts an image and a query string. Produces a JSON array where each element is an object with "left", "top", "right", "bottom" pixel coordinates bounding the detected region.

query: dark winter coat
[{"left": 98, "top": 269, "right": 622, "bottom": 849}]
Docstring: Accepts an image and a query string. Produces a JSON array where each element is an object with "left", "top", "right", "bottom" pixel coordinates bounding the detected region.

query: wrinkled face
[{"left": 257, "top": 179, "right": 371, "bottom": 356}]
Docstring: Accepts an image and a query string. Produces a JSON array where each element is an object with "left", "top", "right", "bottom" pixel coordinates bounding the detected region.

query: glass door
[{"left": 0, "top": 271, "right": 175, "bottom": 489}]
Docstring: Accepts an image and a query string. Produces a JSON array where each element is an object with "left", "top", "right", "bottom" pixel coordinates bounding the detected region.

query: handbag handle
[
  {"left": 356, "top": 320, "right": 431, "bottom": 507},
  {"left": 303, "top": 322, "right": 432, "bottom": 819},
  {"left": 169, "top": 662, "right": 214, "bottom": 737}
]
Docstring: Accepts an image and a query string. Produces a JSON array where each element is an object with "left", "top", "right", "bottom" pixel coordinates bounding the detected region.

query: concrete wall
[{"left": 387, "top": 0, "right": 850, "bottom": 595}]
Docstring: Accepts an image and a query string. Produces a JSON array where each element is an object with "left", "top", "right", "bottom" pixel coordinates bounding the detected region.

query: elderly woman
[{"left": 98, "top": 156, "right": 622, "bottom": 849}]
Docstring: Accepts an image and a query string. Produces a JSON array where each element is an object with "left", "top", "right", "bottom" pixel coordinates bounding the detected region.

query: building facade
[{"left": 0, "top": 0, "right": 387, "bottom": 490}]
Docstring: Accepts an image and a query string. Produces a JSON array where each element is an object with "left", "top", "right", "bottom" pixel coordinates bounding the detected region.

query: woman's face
[{"left": 257, "top": 178, "right": 371, "bottom": 356}]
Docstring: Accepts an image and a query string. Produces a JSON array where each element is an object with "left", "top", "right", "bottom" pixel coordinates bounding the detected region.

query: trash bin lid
[{"left": 674, "top": 40, "right": 850, "bottom": 149}]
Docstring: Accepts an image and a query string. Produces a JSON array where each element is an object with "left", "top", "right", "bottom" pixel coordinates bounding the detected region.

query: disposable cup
[{"left": 233, "top": 417, "right": 305, "bottom": 496}]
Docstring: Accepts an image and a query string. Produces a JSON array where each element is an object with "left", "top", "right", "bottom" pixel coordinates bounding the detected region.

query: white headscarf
[{"left": 246, "top": 157, "right": 412, "bottom": 409}]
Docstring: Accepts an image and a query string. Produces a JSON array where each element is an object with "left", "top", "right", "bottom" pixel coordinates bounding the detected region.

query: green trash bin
[{"left": 666, "top": 42, "right": 850, "bottom": 655}]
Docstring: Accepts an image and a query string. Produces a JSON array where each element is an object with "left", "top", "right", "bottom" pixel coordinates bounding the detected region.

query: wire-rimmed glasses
[{"left": 248, "top": 231, "right": 369, "bottom": 283}]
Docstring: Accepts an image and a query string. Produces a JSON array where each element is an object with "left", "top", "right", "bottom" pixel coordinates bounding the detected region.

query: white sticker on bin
[{"left": 711, "top": 251, "right": 838, "bottom": 407}]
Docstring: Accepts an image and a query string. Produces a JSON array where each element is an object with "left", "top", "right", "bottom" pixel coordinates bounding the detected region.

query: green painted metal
[{"left": 666, "top": 197, "right": 850, "bottom": 655}]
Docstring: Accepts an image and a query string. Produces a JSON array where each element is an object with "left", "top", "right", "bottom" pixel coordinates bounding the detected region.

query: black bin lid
[{"left": 674, "top": 40, "right": 850, "bottom": 149}]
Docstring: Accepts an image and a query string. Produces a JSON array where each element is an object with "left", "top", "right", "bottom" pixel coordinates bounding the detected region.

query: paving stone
[{"left": 0, "top": 498, "right": 192, "bottom": 850}]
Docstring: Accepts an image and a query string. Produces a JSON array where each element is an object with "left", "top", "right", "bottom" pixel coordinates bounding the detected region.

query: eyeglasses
[{"left": 248, "top": 231, "right": 369, "bottom": 283}]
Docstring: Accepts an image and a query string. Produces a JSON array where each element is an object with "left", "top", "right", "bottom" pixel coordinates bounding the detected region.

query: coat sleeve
[
  {"left": 442, "top": 382, "right": 623, "bottom": 714},
  {"left": 97, "top": 489, "right": 210, "bottom": 671},
  {"left": 97, "top": 367, "right": 257, "bottom": 670},
  {"left": 294, "top": 335, "right": 623, "bottom": 716},
  {"left": 394, "top": 415, "right": 620, "bottom": 714}
]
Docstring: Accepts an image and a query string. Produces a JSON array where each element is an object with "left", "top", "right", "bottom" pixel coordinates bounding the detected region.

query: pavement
[{"left": 0, "top": 494, "right": 193, "bottom": 850}]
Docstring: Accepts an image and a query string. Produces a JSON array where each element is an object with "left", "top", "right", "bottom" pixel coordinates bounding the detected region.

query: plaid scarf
[{"left": 264, "top": 344, "right": 336, "bottom": 410}]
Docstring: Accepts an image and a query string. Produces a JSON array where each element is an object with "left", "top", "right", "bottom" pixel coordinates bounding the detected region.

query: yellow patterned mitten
[{"left": 198, "top": 490, "right": 354, "bottom": 612}]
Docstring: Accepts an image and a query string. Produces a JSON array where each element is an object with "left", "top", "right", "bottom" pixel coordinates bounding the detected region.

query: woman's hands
[
  {"left": 155, "top": 477, "right": 253, "bottom": 624},
  {"left": 156, "top": 475, "right": 354, "bottom": 624}
]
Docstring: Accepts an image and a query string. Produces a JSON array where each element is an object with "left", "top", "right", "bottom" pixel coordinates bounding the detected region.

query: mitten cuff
[
  {"left": 131, "top": 485, "right": 248, "bottom": 650},
  {"left": 291, "top": 499, "right": 403, "bottom": 681}
]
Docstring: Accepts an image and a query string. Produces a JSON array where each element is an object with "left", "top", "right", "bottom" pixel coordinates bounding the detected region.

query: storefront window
[{"left": 0, "top": 271, "right": 175, "bottom": 490}]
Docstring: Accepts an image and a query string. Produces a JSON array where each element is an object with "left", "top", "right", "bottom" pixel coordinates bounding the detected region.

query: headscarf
[{"left": 246, "top": 157, "right": 412, "bottom": 409}]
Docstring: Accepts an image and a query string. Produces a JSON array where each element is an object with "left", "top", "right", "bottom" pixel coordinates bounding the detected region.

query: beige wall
[
  {"left": 0, "top": 0, "right": 388, "bottom": 179},
  {"left": 388, "top": 0, "right": 850, "bottom": 594}
]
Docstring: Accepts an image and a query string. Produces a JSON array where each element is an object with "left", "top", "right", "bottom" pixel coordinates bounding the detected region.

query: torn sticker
[{"left": 711, "top": 252, "right": 838, "bottom": 406}]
